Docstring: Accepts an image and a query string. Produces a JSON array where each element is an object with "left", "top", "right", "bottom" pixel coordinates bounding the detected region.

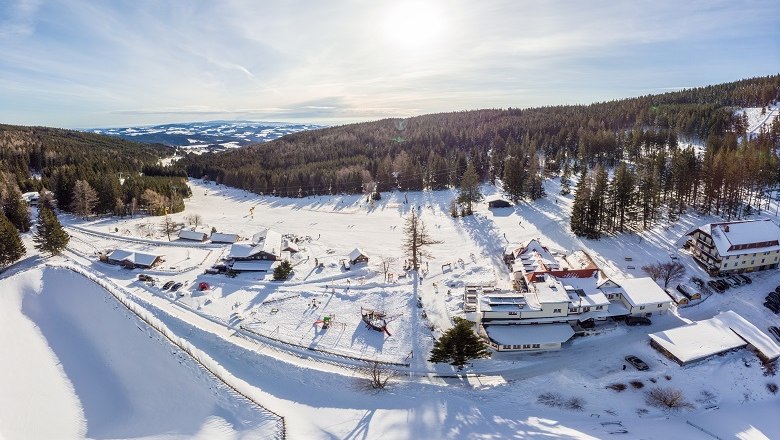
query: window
[
  {"left": 639, "top": 306, "right": 646, "bottom": 310},
  {"left": 658, "top": 303, "right": 664, "bottom": 308},
  {"left": 762, "top": 259, "right": 765, "bottom": 263},
  {"left": 523, "top": 344, "right": 531, "bottom": 349},
  {"left": 596, "top": 306, "right": 603, "bottom": 310},
  {"left": 502, "top": 345, "right": 511, "bottom": 350},
  {"left": 751, "top": 260, "right": 754, "bottom": 265},
  {"left": 553, "top": 308, "right": 562, "bottom": 313},
  {"left": 532, "top": 344, "right": 541, "bottom": 348},
  {"left": 508, "top": 311, "right": 517, "bottom": 315}
]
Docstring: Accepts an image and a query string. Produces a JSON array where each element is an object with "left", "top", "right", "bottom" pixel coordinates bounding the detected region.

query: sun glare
[{"left": 382, "top": 2, "right": 445, "bottom": 52}]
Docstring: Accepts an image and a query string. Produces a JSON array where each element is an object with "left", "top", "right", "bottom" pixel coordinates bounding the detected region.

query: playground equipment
[
  {"left": 361, "top": 307, "right": 390, "bottom": 336},
  {"left": 314, "top": 314, "right": 335, "bottom": 329}
]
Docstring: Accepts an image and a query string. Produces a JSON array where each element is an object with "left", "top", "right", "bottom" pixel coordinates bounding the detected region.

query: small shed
[
  {"left": 664, "top": 288, "right": 689, "bottom": 306},
  {"left": 349, "top": 248, "right": 369, "bottom": 265},
  {"left": 178, "top": 228, "right": 209, "bottom": 242},
  {"left": 486, "top": 195, "right": 512, "bottom": 209},
  {"left": 211, "top": 232, "right": 241, "bottom": 243}
]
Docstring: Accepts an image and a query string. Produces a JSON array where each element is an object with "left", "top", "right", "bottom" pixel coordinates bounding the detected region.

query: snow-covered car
[
  {"left": 625, "top": 355, "right": 649, "bottom": 371},
  {"left": 736, "top": 274, "right": 752, "bottom": 284}
]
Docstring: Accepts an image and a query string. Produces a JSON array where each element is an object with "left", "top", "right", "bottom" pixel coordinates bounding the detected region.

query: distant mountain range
[{"left": 87, "top": 121, "right": 323, "bottom": 153}]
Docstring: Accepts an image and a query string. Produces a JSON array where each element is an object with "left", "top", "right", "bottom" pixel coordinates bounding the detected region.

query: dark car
[
  {"left": 765, "top": 301, "right": 780, "bottom": 313},
  {"left": 162, "top": 280, "right": 175, "bottom": 290},
  {"left": 736, "top": 274, "right": 752, "bottom": 284},
  {"left": 625, "top": 355, "right": 649, "bottom": 371},
  {"left": 138, "top": 274, "right": 154, "bottom": 282},
  {"left": 579, "top": 318, "right": 596, "bottom": 329},
  {"left": 171, "top": 282, "right": 183, "bottom": 291},
  {"left": 626, "top": 316, "right": 652, "bottom": 326},
  {"left": 716, "top": 280, "right": 730, "bottom": 290},
  {"left": 775, "top": 286, "right": 780, "bottom": 294},
  {"left": 707, "top": 280, "right": 725, "bottom": 293},
  {"left": 768, "top": 326, "right": 780, "bottom": 343},
  {"left": 768, "top": 291, "right": 780, "bottom": 302},
  {"left": 766, "top": 295, "right": 780, "bottom": 307}
]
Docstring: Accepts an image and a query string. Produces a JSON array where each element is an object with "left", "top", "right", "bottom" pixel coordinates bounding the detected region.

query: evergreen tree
[
  {"left": 502, "top": 156, "right": 525, "bottom": 203},
  {"left": 3, "top": 188, "right": 31, "bottom": 232},
  {"left": 456, "top": 163, "right": 482, "bottom": 215},
  {"left": 525, "top": 155, "right": 545, "bottom": 200},
  {"left": 273, "top": 260, "right": 294, "bottom": 280},
  {"left": 33, "top": 207, "right": 69, "bottom": 256},
  {"left": 0, "top": 213, "right": 26, "bottom": 268},
  {"left": 570, "top": 170, "right": 592, "bottom": 236},
  {"left": 609, "top": 162, "right": 637, "bottom": 232},
  {"left": 70, "top": 179, "right": 98, "bottom": 218},
  {"left": 429, "top": 317, "right": 490, "bottom": 370},
  {"left": 559, "top": 160, "right": 572, "bottom": 195}
]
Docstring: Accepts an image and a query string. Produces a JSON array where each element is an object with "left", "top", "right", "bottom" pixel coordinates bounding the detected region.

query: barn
[
  {"left": 349, "top": 248, "right": 369, "bottom": 265},
  {"left": 486, "top": 195, "right": 512, "bottom": 209},
  {"left": 106, "top": 249, "right": 163, "bottom": 269},
  {"left": 178, "top": 228, "right": 210, "bottom": 242}
]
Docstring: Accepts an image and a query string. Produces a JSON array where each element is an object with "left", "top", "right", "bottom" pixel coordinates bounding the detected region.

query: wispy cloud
[{"left": 0, "top": 0, "right": 777, "bottom": 127}]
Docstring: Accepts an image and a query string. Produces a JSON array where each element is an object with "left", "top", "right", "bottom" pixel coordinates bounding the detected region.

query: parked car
[
  {"left": 764, "top": 301, "right": 780, "bottom": 313},
  {"left": 765, "top": 295, "right": 780, "bottom": 306},
  {"left": 579, "top": 318, "right": 596, "bottom": 329},
  {"left": 715, "top": 280, "right": 730, "bottom": 290},
  {"left": 723, "top": 277, "right": 739, "bottom": 288},
  {"left": 708, "top": 281, "right": 725, "bottom": 293},
  {"left": 767, "top": 291, "right": 780, "bottom": 302},
  {"left": 736, "top": 274, "right": 752, "bottom": 284},
  {"left": 768, "top": 326, "right": 780, "bottom": 343},
  {"left": 171, "top": 282, "right": 183, "bottom": 291},
  {"left": 774, "top": 285, "right": 780, "bottom": 294},
  {"left": 138, "top": 274, "right": 154, "bottom": 282},
  {"left": 729, "top": 275, "right": 745, "bottom": 286},
  {"left": 625, "top": 355, "right": 650, "bottom": 371},
  {"left": 626, "top": 316, "right": 652, "bottom": 326},
  {"left": 162, "top": 280, "right": 175, "bottom": 290}
]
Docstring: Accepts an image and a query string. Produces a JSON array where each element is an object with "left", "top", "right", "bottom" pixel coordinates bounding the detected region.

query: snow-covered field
[{"left": 3, "top": 176, "right": 780, "bottom": 439}]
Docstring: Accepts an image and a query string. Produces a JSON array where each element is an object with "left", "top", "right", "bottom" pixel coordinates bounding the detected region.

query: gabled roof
[
  {"left": 178, "top": 229, "right": 209, "bottom": 241},
  {"left": 695, "top": 219, "right": 780, "bottom": 256},
  {"left": 107, "top": 249, "right": 161, "bottom": 267},
  {"left": 228, "top": 244, "right": 262, "bottom": 259},
  {"left": 649, "top": 312, "right": 747, "bottom": 364},
  {"left": 617, "top": 277, "right": 672, "bottom": 307},
  {"left": 349, "top": 248, "right": 368, "bottom": 261},
  {"left": 260, "top": 229, "right": 282, "bottom": 257},
  {"left": 231, "top": 260, "right": 275, "bottom": 272},
  {"left": 282, "top": 240, "right": 299, "bottom": 252},
  {"left": 211, "top": 232, "right": 240, "bottom": 243}
]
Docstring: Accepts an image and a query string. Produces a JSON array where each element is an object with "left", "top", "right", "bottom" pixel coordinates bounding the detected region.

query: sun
[{"left": 382, "top": 2, "right": 445, "bottom": 52}]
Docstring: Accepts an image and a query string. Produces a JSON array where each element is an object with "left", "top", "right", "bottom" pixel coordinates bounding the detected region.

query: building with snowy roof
[
  {"left": 508, "top": 239, "right": 599, "bottom": 286},
  {"left": 649, "top": 310, "right": 780, "bottom": 365},
  {"left": 210, "top": 232, "right": 241, "bottom": 243},
  {"left": 483, "top": 323, "right": 575, "bottom": 351},
  {"left": 348, "top": 248, "right": 369, "bottom": 265},
  {"left": 685, "top": 219, "right": 780, "bottom": 275},
  {"left": 178, "top": 228, "right": 210, "bottom": 242},
  {"left": 105, "top": 249, "right": 163, "bottom": 269}
]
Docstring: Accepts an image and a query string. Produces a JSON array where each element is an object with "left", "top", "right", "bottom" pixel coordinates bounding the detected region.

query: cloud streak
[{"left": 0, "top": 0, "right": 777, "bottom": 127}]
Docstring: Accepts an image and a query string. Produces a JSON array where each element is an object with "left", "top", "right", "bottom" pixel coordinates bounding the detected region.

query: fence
[{"left": 51, "top": 263, "right": 287, "bottom": 439}]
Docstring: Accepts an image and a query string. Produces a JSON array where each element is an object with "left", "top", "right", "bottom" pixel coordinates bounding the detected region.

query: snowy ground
[{"left": 3, "top": 176, "right": 780, "bottom": 439}]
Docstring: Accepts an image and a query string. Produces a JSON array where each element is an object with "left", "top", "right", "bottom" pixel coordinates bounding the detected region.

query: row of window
[
  {"left": 723, "top": 256, "right": 778, "bottom": 268},
  {"left": 724, "top": 251, "right": 777, "bottom": 259},
  {"left": 637, "top": 304, "right": 665, "bottom": 310},
  {"left": 503, "top": 344, "right": 542, "bottom": 350}
]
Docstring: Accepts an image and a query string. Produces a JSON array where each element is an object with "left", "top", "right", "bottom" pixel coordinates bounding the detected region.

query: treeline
[
  {"left": 570, "top": 133, "right": 779, "bottom": 238},
  {"left": 181, "top": 75, "right": 780, "bottom": 203},
  {"left": 0, "top": 124, "right": 189, "bottom": 219}
]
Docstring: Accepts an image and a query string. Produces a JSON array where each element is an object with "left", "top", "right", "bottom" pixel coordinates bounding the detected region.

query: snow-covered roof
[
  {"left": 562, "top": 278, "right": 610, "bottom": 307},
  {"left": 260, "top": 229, "right": 282, "bottom": 257},
  {"left": 228, "top": 244, "right": 261, "bottom": 259},
  {"left": 515, "top": 239, "right": 560, "bottom": 273},
  {"left": 715, "top": 310, "right": 780, "bottom": 361},
  {"left": 649, "top": 311, "right": 750, "bottom": 364},
  {"left": 617, "top": 277, "right": 672, "bottom": 308},
  {"left": 107, "top": 249, "right": 162, "bottom": 267},
  {"left": 485, "top": 324, "right": 575, "bottom": 346},
  {"left": 210, "top": 232, "right": 240, "bottom": 243},
  {"left": 178, "top": 229, "right": 209, "bottom": 241},
  {"left": 349, "top": 248, "right": 367, "bottom": 261},
  {"left": 230, "top": 260, "right": 275, "bottom": 272},
  {"left": 530, "top": 275, "right": 571, "bottom": 304},
  {"left": 481, "top": 293, "right": 530, "bottom": 311},
  {"left": 699, "top": 219, "right": 780, "bottom": 256},
  {"left": 282, "top": 240, "right": 299, "bottom": 252},
  {"left": 22, "top": 191, "right": 39, "bottom": 202}
]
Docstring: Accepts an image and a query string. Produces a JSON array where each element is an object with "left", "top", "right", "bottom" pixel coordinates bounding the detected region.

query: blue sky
[{"left": 1, "top": 0, "right": 778, "bottom": 128}]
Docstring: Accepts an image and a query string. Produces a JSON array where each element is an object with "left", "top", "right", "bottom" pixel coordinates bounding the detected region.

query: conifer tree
[
  {"left": 457, "top": 163, "right": 482, "bottom": 215},
  {"left": 33, "top": 206, "right": 69, "bottom": 256},
  {"left": 3, "top": 189, "right": 31, "bottom": 232},
  {"left": 502, "top": 156, "right": 525, "bottom": 203},
  {"left": 570, "top": 170, "right": 592, "bottom": 236},
  {"left": 0, "top": 213, "right": 26, "bottom": 269},
  {"left": 609, "top": 162, "right": 637, "bottom": 232},
  {"left": 429, "top": 317, "right": 490, "bottom": 370}
]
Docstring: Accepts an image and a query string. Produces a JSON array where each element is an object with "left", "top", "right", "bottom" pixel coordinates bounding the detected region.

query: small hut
[{"left": 349, "top": 248, "right": 369, "bottom": 265}]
